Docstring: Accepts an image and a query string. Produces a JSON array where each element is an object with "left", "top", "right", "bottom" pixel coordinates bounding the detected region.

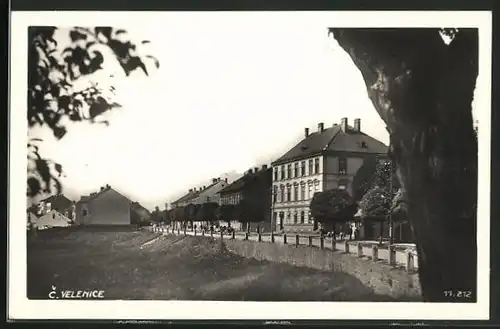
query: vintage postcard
[{"left": 8, "top": 10, "right": 492, "bottom": 321}]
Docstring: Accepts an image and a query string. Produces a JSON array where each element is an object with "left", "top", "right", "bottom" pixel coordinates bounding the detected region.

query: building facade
[
  {"left": 169, "top": 177, "right": 229, "bottom": 228},
  {"left": 219, "top": 165, "right": 273, "bottom": 232},
  {"left": 271, "top": 118, "right": 388, "bottom": 233},
  {"left": 76, "top": 185, "right": 132, "bottom": 226}
]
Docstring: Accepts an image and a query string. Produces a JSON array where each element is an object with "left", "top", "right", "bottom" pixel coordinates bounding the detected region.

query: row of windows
[
  {"left": 274, "top": 158, "right": 320, "bottom": 181},
  {"left": 272, "top": 181, "right": 320, "bottom": 203},
  {"left": 220, "top": 194, "right": 243, "bottom": 205},
  {"left": 273, "top": 211, "right": 313, "bottom": 225},
  {"left": 273, "top": 157, "right": 348, "bottom": 181}
]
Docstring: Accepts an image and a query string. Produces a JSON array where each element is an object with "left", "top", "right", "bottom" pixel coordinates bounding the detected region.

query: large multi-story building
[{"left": 271, "top": 117, "right": 388, "bottom": 233}]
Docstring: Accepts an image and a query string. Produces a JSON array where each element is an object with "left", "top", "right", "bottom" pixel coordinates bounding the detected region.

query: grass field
[{"left": 27, "top": 229, "right": 396, "bottom": 301}]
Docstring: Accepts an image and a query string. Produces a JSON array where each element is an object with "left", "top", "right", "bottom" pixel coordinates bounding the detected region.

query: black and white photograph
[{"left": 9, "top": 10, "right": 491, "bottom": 321}]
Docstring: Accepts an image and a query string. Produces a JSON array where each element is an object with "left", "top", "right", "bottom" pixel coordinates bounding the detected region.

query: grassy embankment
[{"left": 27, "top": 229, "right": 396, "bottom": 301}]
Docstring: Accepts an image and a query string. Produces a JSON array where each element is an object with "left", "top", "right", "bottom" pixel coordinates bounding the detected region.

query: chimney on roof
[
  {"left": 100, "top": 186, "right": 104, "bottom": 191},
  {"left": 203, "top": 185, "right": 206, "bottom": 190},
  {"left": 199, "top": 186, "right": 203, "bottom": 191},
  {"left": 304, "top": 127, "right": 309, "bottom": 138},
  {"left": 254, "top": 167, "right": 259, "bottom": 172},
  {"left": 247, "top": 169, "right": 253, "bottom": 175},
  {"left": 212, "top": 178, "right": 217, "bottom": 184},
  {"left": 341, "top": 117, "right": 348, "bottom": 132},
  {"left": 318, "top": 122, "right": 324, "bottom": 132},
  {"left": 189, "top": 189, "right": 193, "bottom": 193},
  {"left": 193, "top": 187, "right": 197, "bottom": 192},
  {"left": 218, "top": 177, "right": 221, "bottom": 182},
  {"left": 354, "top": 118, "right": 361, "bottom": 132},
  {"left": 224, "top": 178, "right": 228, "bottom": 183},
  {"left": 262, "top": 164, "right": 268, "bottom": 170}
]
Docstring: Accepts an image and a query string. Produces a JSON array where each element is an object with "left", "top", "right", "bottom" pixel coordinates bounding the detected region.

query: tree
[
  {"left": 151, "top": 206, "right": 161, "bottom": 223},
  {"left": 234, "top": 197, "right": 267, "bottom": 225},
  {"left": 28, "top": 26, "right": 159, "bottom": 198},
  {"left": 183, "top": 203, "right": 200, "bottom": 227},
  {"left": 216, "top": 204, "right": 236, "bottom": 227},
  {"left": 329, "top": 28, "right": 478, "bottom": 301},
  {"left": 358, "top": 160, "right": 400, "bottom": 218},
  {"left": 195, "top": 202, "right": 219, "bottom": 226},
  {"left": 351, "top": 156, "right": 378, "bottom": 201},
  {"left": 309, "top": 189, "right": 358, "bottom": 230},
  {"left": 172, "top": 206, "right": 185, "bottom": 228}
]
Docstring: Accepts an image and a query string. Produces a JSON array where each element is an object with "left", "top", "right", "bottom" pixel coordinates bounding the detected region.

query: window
[
  {"left": 286, "top": 186, "right": 291, "bottom": 202},
  {"left": 338, "top": 184, "right": 346, "bottom": 190},
  {"left": 339, "top": 157, "right": 347, "bottom": 174},
  {"left": 293, "top": 185, "right": 298, "bottom": 201},
  {"left": 52, "top": 213, "right": 56, "bottom": 219},
  {"left": 314, "top": 181, "right": 320, "bottom": 191},
  {"left": 300, "top": 211, "right": 305, "bottom": 224},
  {"left": 280, "top": 187, "right": 285, "bottom": 202},
  {"left": 293, "top": 212, "right": 298, "bottom": 224},
  {"left": 82, "top": 209, "right": 88, "bottom": 216},
  {"left": 301, "top": 184, "right": 306, "bottom": 200},
  {"left": 287, "top": 212, "right": 291, "bottom": 224},
  {"left": 287, "top": 164, "right": 292, "bottom": 179},
  {"left": 308, "top": 185, "right": 313, "bottom": 200},
  {"left": 281, "top": 165, "right": 285, "bottom": 180},
  {"left": 274, "top": 168, "right": 278, "bottom": 181},
  {"left": 308, "top": 159, "right": 313, "bottom": 175},
  {"left": 314, "top": 158, "right": 320, "bottom": 174},
  {"left": 206, "top": 196, "right": 211, "bottom": 202},
  {"left": 301, "top": 161, "right": 306, "bottom": 176},
  {"left": 294, "top": 163, "right": 299, "bottom": 177},
  {"left": 273, "top": 186, "right": 277, "bottom": 203}
]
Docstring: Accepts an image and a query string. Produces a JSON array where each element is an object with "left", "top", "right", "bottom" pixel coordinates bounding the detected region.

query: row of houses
[
  {"left": 27, "top": 117, "right": 389, "bottom": 235},
  {"left": 27, "top": 185, "right": 153, "bottom": 230},
  {"left": 168, "top": 117, "right": 388, "bottom": 233}
]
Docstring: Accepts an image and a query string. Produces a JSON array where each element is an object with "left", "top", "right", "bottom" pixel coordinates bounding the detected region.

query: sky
[{"left": 29, "top": 23, "right": 480, "bottom": 210}]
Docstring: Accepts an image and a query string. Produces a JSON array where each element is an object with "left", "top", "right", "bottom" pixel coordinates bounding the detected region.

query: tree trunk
[{"left": 330, "top": 28, "right": 478, "bottom": 302}]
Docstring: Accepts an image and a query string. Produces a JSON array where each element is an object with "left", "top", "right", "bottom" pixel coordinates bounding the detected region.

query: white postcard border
[{"left": 9, "top": 10, "right": 492, "bottom": 320}]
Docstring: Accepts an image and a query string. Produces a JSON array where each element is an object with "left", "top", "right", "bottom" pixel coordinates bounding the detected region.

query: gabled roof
[
  {"left": 79, "top": 186, "right": 131, "bottom": 203},
  {"left": 171, "top": 180, "right": 221, "bottom": 205},
  {"left": 272, "top": 125, "right": 388, "bottom": 165},
  {"left": 219, "top": 168, "right": 272, "bottom": 195},
  {"left": 131, "top": 201, "right": 151, "bottom": 215}
]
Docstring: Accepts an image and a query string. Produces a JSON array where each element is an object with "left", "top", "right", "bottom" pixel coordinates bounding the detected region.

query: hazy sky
[{"left": 29, "top": 22, "right": 479, "bottom": 210}]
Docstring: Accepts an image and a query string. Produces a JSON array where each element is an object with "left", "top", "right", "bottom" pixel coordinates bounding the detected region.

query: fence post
[
  {"left": 332, "top": 238, "right": 336, "bottom": 251},
  {"left": 194, "top": 229, "right": 197, "bottom": 236},
  {"left": 271, "top": 231, "right": 275, "bottom": 243},
  {"left": 210, "top": 229, "right": 213, "bottom": 238},
  {"left": 258, "top": 233, "right": 262, "bottom": 242},
  {"left": 308, "top": 236, "right": 313, "bottom": 247},
  {"left": 406, "top": 250, "right": 414, "bottom": 271},
  {"left": 357, "top": 243, "right": 363, "bottom": 257},
  {"left": 178, "top": 228, "right": 180, "bottom": 235},
  {"left": 232, "top": 230, "right": 235, "bottom": 240},
  {"left": 389, "top": 245, "right": 396, "bottom": 266},
  {"left": 344, "top": 240, "right": 349, "bottom": 253},
  {"left": 283, "top": 234, "right": 287, "bottom": 244},
  {"left": 202, "top": 230, "right": 205, "bottom": 237},
  {"left": 221, "top": 231, "right": 224, "bottom": 241},
  {"left": 372, "top": 245, "right": 379, "bottom": 261},
  {"left": 295, "top": 234, "right": 300, "bottom": 246},
  {"left": 245, "top": 232, "right": 249, "bottom": 240},
  {"left": 184, "top": 227, "right": 186, "bottom": 236},
  {"left": 320, "top": 236, "right": 324, "bottom": 249}
]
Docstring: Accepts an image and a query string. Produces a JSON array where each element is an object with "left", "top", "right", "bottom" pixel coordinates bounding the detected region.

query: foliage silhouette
[
  {"left": 310, "top": 189, "right": 357, "bottom": 225},
  {"left": 329, "top": 28, "right": 478, "bottom": 301},
  {"left": 27, "top": 26, "right": 159, "bottom": 197}
]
